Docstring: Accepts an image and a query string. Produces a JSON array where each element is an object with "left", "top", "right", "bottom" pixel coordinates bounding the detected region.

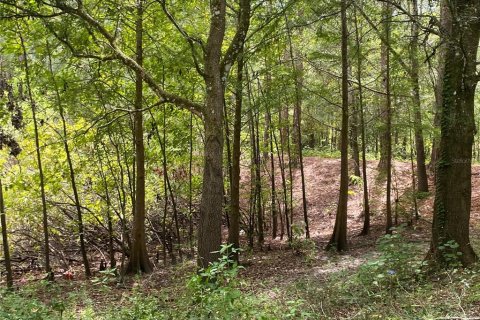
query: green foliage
[
  {"left": 99, "top": 293, "right": 161, "bottom": 320},
  {"left": 357, "top": 225, "right": 426, "bottom": 289},
  {"left": 91, "top": 268, "right": 118, "bottom": 287},
  {"left": 416, "top": 191, "right": 431, "bottom": 200},
  {"left": 438, "top": 240, "right": 463, "bottom": 268},
  {"left": 349, "top": 174, "right": 363, "bottom": 186},
  {"left": 186, "top": 244, "right": 267, "bottom": 319},
  {"left": 290, "top": 223, "right": 317, "bottom": 264},
  {"left": 182, "top": 244, "right": 311, "bottom": 319},
  {"left": 0, "top": 289, "right": 53, "bottom": 320}
]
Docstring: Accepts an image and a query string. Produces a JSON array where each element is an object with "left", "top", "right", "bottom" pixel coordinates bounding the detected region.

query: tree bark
[
  {"left": 382, "top": 2, "right": 393, "bottom": 234},
  {"left": 22, "top": 35, "right": 53, "bottom": 280},
  {"left": 429, "top": 0, "right": 480, "bottom": 267},
  {"left": 377, "top": 3, "right": 391, "bottom": 174},
  {"left": 354, "top": 6, "right": 371, "bottom": 236},
  {"left": 125, "top": 0, "right": 154, "bottom": 274},
  {"left": 349, "top": 65, "right": 361, "bottom": 178},
  {"left": 0, "top": 178, "right": 13, "bottom": 288},
  {"left": 197, "top": 0, "right": 227, "bottom": 268},
  {"left": 410, "top": 0, "right": 429, "bottom": 193},
  {"left": 327, "top": 0, "right": 349, "bottom": 251},
  {"left": 227, "top": 51, "right": 243, "bottom": 261},
  {"left": 429, "top": 0, "right": 451, "bottom": 173}
]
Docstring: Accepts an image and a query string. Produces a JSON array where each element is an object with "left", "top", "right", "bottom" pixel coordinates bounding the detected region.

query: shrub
[
  {"left": 357, "top": 225, "right": 426, "bottom": 289},
  {"left": 291, "top": 223, "right": 317, "bottom": 264}
]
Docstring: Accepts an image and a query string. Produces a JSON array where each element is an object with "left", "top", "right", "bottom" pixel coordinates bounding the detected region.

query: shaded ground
[
  {"left": 239, "top": 157, "right": 479, "bottom": 286},
  {"left": 4, "top": 157, "right": 480, "bottom": 319}
]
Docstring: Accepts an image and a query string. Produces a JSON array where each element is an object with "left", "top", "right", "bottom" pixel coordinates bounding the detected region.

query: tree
[
  {"left": 327, "top": 0, "right": 349, "bottom": 251},
  {"left": 124, "top": 0, "right": 154, "bottom": 274},
  {"left": 21, "top": 33, "right": 53, "bottom": 280},
  {"left": 353, "top": 4, "right": 370, "bottom": 236},
  {"left": 227, "top": 50, "right": 244, "bottom": 261},
  {"left": 382, "top": 2, "right": 393, "bottom": 234},
  {"left": 410, "top": 0, "right": 429, "bottom": 193},
  {"left": 0, "top": 178, "right": 12, "bottom": 288},
  {"left": 0, "top": 67, "right": 22, "bottom": 288},
  {"left": 429, "top": 0, "right": 480, "bottom": 267},
  {"left": 0, "top": 0, "right": 251, "bottom": 268}
]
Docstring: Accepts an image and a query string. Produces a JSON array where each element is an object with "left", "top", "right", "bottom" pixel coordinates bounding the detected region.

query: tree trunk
[
  {"left": 429, "top": 0, "right": 480, "bottom": 267},
  {"left": 410, "top": 0, "right": 429, "bottom": 193},
  {"left": 0, "top": 178, "right": 13, "bottom": 288},
  {"left": 349, "top": 67, "right": 361, "bottom": 178},
  {"left": 377, "top": 3, "right": 391, "bottom": 173},
  {"left": 354, "top": 6, "right": 370, "bottom": 236},
  {"left": 383, "top": 2, "right": 393, "bottom": 234},
  {"left": 227, "top": 50, "right": 244, "bottom": 261},
  {"left": 97, "top": 153, "right": 116, "bottom": 268},
  {"left": 125, "top": 0, "right": 153, "bottom": 274},
  {"left": 327, "top": 0, "right": 349, "bottom": 251},
  {"left": 197, "top": 0, "right": 227, "bottom": 268},
  {"left": 285, "top": 14, "right": 309, "bottom": 238},
  {"left": 22, "top": 35, "right": 53, "bottom": 280},
  {"left": 267, "top": 109, "right": 278, "bottom": 239},
  {"left": 188, "top": 114, "right": 195, "bottom": 258},
  {"left": 254, "top": 111, "right": 264, "bottom": 246},
  {"left": 274, "top": 122, "right": 290, "bottom": 241},
  {"left": 429, "top": 0, "right": 450, "bottom": 173}
]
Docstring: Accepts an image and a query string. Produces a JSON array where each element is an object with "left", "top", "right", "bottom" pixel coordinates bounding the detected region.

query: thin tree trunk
[
  {"left": 267, "top": 109, "right": 278, "bottom": 239},
  {"left": 429, "top": 0, "right": 450, "bottom": 173},
  {"left": 349, "top": 65, "right": 361, "bottom": 178},
  {"left": 188, "top": 114, "right": 195, "bottom": 258},
  {"left": 273, "top": 125, "right": 289, "bottom": 240},
  {"left": 60, "top": 103, "right": 91, "bottom": 276},
  {"left": 278, "top": 110, "right": 291, "bottom": 241},
  {"left": 285, "top": 112, "right": 294, "bottom": 238},
  {"left": 227, "top": 50, "right": 244, "bottom": 261},
  {"left": 409, "top": 126, "right": 419, "bottom": 224},
  {"left": 21, "top": 35, "right": 53, "bottom": 280},
  {"left": 354, "top": 5, "right": 370, "bottom": 236},
  {"left": 0, "top": 178, "right": 13, "bottom": 288},
  {"left": 285, "top": 13, "right": 309, "bottom": 238},
  {"left": 98, "top": 154, "right": 116, "bottom": 268},
  {"left": 377, "top": 4, "right": 391, "bottom": 173},
  {"left": 382, "top": 2, "right": 393, "bottom": 234},
  {"left": 410, "top": 0, "right": 429, "bottom": 193},
  {"left": 125, "top": 0, "right": 153, "bottom": 274},
  {"left": 150, "top": 108, "right": 182, "bottom": 263},
  {"left": 254, "top": 110, "right": 264, "bottom": 245},
  {"left": 327, "top": 0, "right": 349, "bottom": 251}
]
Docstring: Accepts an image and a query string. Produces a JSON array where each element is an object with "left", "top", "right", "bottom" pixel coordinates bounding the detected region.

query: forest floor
[{"left": 3, "top": 157, "right": 480, "bottom": 319}]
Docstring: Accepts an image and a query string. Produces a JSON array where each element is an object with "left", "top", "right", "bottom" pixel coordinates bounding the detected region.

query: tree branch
[
  {"left": 221, "top": 0, "right": 251, "bottom": 77},
  {"left": 156, "top": 0, "right": 206, "bottom": 77},
  {"left": 1, "top": 0, "right": 204, "bottom": 117}
]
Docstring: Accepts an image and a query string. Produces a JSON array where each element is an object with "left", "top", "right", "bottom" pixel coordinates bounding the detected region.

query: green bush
[
  {"left": 357, "top": 225, "right": 426, "bottom": 289},
  {"left": 0, "top": 289, "right": 56, "bottom": 320},
  {"left": 184, "top": 244, "right": 311, "bottom": 319},
  {"left": 291, "top": 223, "right": 317, "bottom": 264}
]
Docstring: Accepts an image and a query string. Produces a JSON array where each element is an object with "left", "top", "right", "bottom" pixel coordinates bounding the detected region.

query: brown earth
[
  {"left": 238, "top": 157, "right": 480, "bottom": 286},
  {"left": 5, "top": 157, "right": 480, "bottom": 314}
]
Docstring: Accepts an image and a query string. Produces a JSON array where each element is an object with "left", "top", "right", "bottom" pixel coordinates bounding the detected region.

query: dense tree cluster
[{"left": 0, "top": 0, "right": 479, "bottom": 288}]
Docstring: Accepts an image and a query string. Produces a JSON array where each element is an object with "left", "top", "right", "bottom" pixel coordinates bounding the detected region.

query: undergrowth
[
  {"left": 0, "top": 245, "right": 309, "bottom": 320},
  {"left": 289, "top": 227, "right": 480, "bottom": 319},
  {"left": 2, "top": 236, "right": 480, "bottom": 319}
]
